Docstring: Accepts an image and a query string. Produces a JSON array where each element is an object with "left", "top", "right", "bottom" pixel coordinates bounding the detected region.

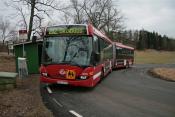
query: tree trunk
[
  {"left": 27, "top": 0, "right": 36, "bottom": 41},
  {"left": 2, "top": 40, "right": 5, "bottom": 45}
]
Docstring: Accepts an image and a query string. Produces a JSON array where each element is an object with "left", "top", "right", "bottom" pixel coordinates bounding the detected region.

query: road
[{"left": 40, "top": 64, "right": 175, "bottom": 117}]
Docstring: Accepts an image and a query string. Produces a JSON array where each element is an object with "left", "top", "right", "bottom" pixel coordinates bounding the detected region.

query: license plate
[{"left": 57, "top": 81, "right": 68, "bottom": 85}]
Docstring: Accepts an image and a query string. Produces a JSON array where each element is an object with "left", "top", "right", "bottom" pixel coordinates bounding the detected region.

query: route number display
[{"left": 46, "top": 25, "right": 87, "bottom": 35}]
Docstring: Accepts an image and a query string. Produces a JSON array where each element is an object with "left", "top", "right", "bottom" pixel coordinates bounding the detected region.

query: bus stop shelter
[{"left": 14, "top": 40, "right": 43, "bottom": 74}]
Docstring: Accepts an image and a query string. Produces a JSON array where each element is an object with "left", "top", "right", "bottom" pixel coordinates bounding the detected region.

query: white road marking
[
  {"left": 52, "top": 98, "right": 63, "bottom": 107},
  {"left": 46, "top": 86, "right": 52, "bottom": 94},
  {"left": 69, "top": 110, "right": 83, "bottom": 117}
]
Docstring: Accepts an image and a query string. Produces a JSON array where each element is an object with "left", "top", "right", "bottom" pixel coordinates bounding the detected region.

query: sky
[
  {"left": 117, "top": 0, "right": 175, "bottom": 38},
  {"left": 0, "top": 0, "right": 175, "bottom": 38}
]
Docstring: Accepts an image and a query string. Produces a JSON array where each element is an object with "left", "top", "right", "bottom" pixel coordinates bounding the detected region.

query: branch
[
  {"left": 36, "top": 1, "right": 68, "bottom": 11},
  {"left": 15, "top": 7, "right": 28, "bottom": 30}
]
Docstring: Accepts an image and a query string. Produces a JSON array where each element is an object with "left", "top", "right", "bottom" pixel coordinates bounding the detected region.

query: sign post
[{"left": 19, "top": 29, "right": 27, "bottom": 57}]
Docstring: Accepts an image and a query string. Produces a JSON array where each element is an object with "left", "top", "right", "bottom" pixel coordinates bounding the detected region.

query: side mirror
[{"left": 45, "top": 42, "right": 49, "bottom": 48}]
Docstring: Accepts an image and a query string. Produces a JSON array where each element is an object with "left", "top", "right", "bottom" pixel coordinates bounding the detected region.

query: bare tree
[
  {"left": 66, "top": 0, "right": 124, "bottom": 34},
  {"left": 83, "top": 0, "right": 124, "bottom": 32},
  {"left": 70, "top": 0, "right": 85, "bottom": 24},
  {"left": 7, "top": 30, "right": 18, "bottom": 42},
  {"left": 0, "top": 17, "right": 11, "bottom": 44},
  {"left": 8, "top": 0, "right": 67, "bottom": 41},
  {"left": 15, "top": 6, "right": 28, "bottom": 31},
  {"left": 60, "top": 13, "right": 72, "bottom": 24}
]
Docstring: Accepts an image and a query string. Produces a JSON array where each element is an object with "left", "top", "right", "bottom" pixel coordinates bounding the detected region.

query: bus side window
[
  {"left": 93, "top": 36, "right": 101, "bottom": 63},
  {"left": 93, "top": 36, "right": 100, "bottom": 53},
  {"left": 99, "top": 38, "right": 112, "bottom": 60}
]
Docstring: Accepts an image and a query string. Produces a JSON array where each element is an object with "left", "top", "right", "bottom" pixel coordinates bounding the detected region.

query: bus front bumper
[{"left": 40, "top": 76, "right": 94, "bottom": 87}]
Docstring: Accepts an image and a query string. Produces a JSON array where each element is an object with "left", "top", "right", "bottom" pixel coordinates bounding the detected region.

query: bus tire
[
  {"left": 99, "top": 69, "right": 104, "bottom": 83},
  {"left": 126, "top": 61, "right": 129, "bottom": 68}
]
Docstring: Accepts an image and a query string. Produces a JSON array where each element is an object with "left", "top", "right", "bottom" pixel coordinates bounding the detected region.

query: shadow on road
[{"left": 48, "top": 84, "right": 95, "bottom": 93}]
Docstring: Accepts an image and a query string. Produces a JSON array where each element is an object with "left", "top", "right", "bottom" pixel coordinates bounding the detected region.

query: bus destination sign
[{"left": 46, "top": 25, "right": 87, "bottom": 35}]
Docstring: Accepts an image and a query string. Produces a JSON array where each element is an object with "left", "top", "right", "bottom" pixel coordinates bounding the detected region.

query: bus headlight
[
  {"left": 42, "top": 72, "right": 48, "bottom": 77},
  {"left": 80, "top": 76, "right": 87, "bottom": 80}
]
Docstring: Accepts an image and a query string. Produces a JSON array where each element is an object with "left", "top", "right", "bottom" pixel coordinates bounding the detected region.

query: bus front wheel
[
  {"left": 99, "top": 69, "right": 104, "bottom": 83},
  {"left": 126, "top": 61, "right": 129, "bottom": 68}
]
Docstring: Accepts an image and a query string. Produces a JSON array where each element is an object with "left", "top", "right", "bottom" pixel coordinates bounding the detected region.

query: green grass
[{"left": 135, "top": 50, "right": 175, "bottom": 64}]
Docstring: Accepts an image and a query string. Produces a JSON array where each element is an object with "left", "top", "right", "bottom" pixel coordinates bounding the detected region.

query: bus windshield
[{"left": 42, "top": 36, "right": 93, "bottom": 67}]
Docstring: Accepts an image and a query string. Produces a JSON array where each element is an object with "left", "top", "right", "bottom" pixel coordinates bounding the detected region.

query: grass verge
[
  {"left": 135, "top": 50, "right": 175, "bottom": 64},
  {"left": 149, "top": 68, "right": 175, "bottom": 82}
]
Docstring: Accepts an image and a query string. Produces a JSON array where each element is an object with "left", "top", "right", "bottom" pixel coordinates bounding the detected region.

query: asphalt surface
[{"left": 40, "top": 64, "right": 175, "bottom": 117}]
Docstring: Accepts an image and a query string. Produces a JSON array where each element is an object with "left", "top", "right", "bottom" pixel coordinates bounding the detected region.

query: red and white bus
[
  {"left": 40, "top": 24, "right": 113, "bottom": 87},
  {"left": 113, "top": 42, "right": 134, "bottom": 68}
]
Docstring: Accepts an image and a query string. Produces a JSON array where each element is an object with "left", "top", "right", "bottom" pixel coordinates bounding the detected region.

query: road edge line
[
  {"left": 46, "top": 86, "right": 52, "bottom": 94},
  {"left": 52, "top": 98, "right": 63, "bottom": 107},
  {"left": 69, "top": 110, "right": 83, "bottom": 117}
]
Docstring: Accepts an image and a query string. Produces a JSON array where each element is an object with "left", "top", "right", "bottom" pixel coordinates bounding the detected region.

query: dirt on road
[{"left": 0, "top": 52, "right": 53, "bottom": 117}]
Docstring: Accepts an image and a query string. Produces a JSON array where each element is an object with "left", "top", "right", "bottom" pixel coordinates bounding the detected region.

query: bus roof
[
  {"left": 88, "top": 24, "right": 113, "bottom": 43},
  {"left": 115, "top": 42, "right": 134, "bottom": 50}
]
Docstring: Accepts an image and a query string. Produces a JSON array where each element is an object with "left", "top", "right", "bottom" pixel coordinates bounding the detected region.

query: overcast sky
[
  {"left": 0, "top": 0, "right": 175, "bottom": 38},
  {"left": 118, "top": 0, "right": 175, "bottom": 38}
]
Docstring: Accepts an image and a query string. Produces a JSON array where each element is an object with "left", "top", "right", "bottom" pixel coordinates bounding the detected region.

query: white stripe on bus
[{"left": 93, "top": 72, "right": 101, "bottom": 80}]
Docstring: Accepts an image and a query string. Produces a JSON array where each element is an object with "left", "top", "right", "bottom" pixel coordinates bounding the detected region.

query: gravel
[{"left": 0, "top": 52, "right": 53, "bottom": 117}]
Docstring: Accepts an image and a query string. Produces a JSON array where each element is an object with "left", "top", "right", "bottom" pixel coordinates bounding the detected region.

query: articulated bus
[
  {"left": 40, "top": 24, "right": 113, "bottom": 87},
  {"left": 113, "top": 42, "right": 134, "bottom": 68}
]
